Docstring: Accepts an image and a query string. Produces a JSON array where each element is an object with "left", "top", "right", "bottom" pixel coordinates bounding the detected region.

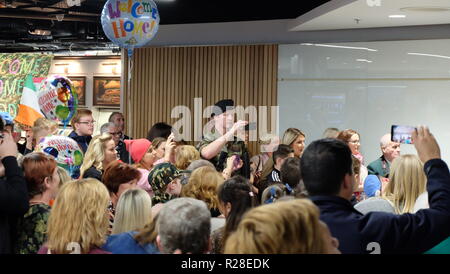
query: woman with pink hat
[{"left": 124, "top": 139, "right": 155, "bottom": 197}]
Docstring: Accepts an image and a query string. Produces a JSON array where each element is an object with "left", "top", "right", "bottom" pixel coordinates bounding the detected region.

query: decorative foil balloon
[
  {"left": 101, "top": 0, "right": 160, "bottom": 56},
  {"left": 36, "top": 135, "right": 84, "bottom": 178},
  {"left": 38, "top": 76, "right": 78, "bottom": 126}
]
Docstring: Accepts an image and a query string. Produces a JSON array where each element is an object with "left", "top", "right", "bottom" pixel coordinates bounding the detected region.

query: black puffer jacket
[{"left": 0, "top": 156, "right": 29, "bottom": 254}]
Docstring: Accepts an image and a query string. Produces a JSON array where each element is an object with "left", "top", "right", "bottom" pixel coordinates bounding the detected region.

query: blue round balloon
[{"left": 101, "top": 0, "right": 160, "bottom": 55}]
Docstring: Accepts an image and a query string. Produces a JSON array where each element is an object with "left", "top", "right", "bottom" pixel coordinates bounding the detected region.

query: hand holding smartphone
[
  {"left": 391, "top": 125, "right": 416, "bottom": 144},
  {"left": 233, "top": 155, "right": 241, "bottom": 169}
]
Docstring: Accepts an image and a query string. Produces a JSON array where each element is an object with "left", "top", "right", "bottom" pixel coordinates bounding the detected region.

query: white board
[{"left": 278, "top": 39, "right": 450, "bottom": 164}]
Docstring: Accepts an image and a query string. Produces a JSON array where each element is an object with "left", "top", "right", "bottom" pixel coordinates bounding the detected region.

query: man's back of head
[
  {"left": 280, "top": 157, "right": 301, "bottom": 190},
  {"left": 157, "top": 197, "right": 211, "bottom": 254},
  {"left": 300, "top": 139, "right": 353, "bottom": 197}
]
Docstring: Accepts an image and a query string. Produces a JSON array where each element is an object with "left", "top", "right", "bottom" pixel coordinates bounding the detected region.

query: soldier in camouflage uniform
[
  {"left": 196, "top": 99, "right": 251, "bottom": 179},
  {"left": 148, "top": 163, "right": 182, "bottom": 205}
]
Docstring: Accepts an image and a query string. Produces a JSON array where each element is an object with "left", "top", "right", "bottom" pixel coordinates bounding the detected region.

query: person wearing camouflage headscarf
[{"left": 148, "top": 163, "right": 183, "bottom": 205}]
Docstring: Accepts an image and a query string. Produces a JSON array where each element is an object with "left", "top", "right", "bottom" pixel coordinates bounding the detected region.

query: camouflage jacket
[{"left": 196, "top": 129, "right": 250, "bottom": 177}]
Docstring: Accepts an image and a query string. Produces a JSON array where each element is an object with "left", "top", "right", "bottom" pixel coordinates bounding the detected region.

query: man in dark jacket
[
  {"left": 301, "top": 126, "right": 450, "bottom": 254},
  {"left": 109, "top": 112, "right": 132, "bottom": 164},
  {"left": 367, "top": 133, "right": 401, "bottom": 177},
  {"left": 0, "top": 129, "right": 29, "bottom": 254},
  {"left": 100, "top": 122, "right": 131, "bottom": 164}
]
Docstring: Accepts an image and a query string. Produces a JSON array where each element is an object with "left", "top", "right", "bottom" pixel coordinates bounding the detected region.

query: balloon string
[{"left": 127, "top": 51, "right": 133, "bottom": 136}]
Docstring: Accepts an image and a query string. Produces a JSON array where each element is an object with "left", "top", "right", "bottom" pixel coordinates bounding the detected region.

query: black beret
[{"left": 211, "top": 99, "right": 234, "bottom": 117}]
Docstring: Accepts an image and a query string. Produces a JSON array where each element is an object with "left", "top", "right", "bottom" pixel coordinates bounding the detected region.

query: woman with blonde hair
[
  {"left": 282, "top": 128, "right": 306, "bottom": 158},
  {"left": 56, "top": 167, "right": 71, "bottom": 187},
  {"left": 355, "top": 154, "right": 426, "bottom": 215},
  {"left": 383, "top": 154, "right": 427, "bottom": 214},
  {"left": 38, "top": 178, "right": 111, "bottom": 254},
  {"left": 103, "top": 215, "right": 160, "bottom": 254},
  {"left": 112, "top": 188, "right": 152, "bottom": 235},
  {"left": 80, "top": 133, "right": 117, "bottom": 180},
  {"left": 175, "top": 145, "right": 200, "bottom": 170},
  {"left": 181, "top": 166, "right": 224, "bottom": 217},
  {"left": 20, "top": 118, "right": 59, "bottom": 153},
  {"left": 32, "top": 118, "right": 58, "bottom": 145},
  {"left": 259, "top": 128, "right": 305, "bottom": 189},
  {"left": 224, "top": 199, "right": 340, "bottom": 254}
]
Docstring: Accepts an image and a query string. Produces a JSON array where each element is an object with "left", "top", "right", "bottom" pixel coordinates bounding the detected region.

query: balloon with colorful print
[
  {"left": 37, "top": 75, "right": 78, "bottom": 127},
  {"left": 101, "top": 0, "right": 160, "bottom": 57},
  {"left": 36, "top": 135, "right": 84, "bottom": 179}
]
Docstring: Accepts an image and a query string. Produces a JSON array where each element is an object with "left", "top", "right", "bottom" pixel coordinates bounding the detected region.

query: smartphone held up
[{"left": 391, "top": 125, "right": 416, "bottom": 144}]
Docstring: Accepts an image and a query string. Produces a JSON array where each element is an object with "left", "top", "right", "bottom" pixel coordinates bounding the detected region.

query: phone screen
[
  {"left": 391, "top": 125, "right": 415, "bottom": 144},
  {"left": 246, "top": 122, "right": 257, "bottom": 131},
  {"left": 233, "top": 155, "right": 241, "bottom": 168}
]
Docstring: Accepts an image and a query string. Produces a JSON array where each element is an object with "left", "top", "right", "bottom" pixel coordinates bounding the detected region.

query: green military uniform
[
  {"left": 148, "top": 163, "right": 181, "bottom": 205},
  {"left": 196, "top": 128, "right": 250, "bottom": 176},
  {"left": 367, "top": 155, "right": 390, "bottom": 178}
]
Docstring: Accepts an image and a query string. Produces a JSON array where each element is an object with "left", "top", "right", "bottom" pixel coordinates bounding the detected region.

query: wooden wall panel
[{"left": 123, "top": 45, "right": 278, "bottom": 156}]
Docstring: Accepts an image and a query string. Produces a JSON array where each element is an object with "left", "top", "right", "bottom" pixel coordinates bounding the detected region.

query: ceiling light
[
  {"left": 407, "top": 52, "right": 450, "bottom": 59},
  {"left": 389, "top": 15, "right": 406, "bottom": 18},
  {"left": 356, "top": 59, "right": 373, "bottom": 63},
  {"left": 301, "top": 43, "right": 378, "bottom": 52}
]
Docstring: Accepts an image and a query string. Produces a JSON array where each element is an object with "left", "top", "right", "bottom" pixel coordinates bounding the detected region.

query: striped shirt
[{"left": 267, "top": 169, "right": 282, "bottom": 184}]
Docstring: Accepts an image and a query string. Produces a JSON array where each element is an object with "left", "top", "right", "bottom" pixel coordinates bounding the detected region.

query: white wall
[
  {"left": 48, "top": 58, "right": 122, "bottom": 135},
  {"left": 278, "top": 39, "right": 450, "bottom": 164}
]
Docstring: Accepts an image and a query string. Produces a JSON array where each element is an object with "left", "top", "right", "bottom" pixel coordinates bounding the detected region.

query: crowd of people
[{"left": 0, "top": 98, "right": 449, "bottom": 254}]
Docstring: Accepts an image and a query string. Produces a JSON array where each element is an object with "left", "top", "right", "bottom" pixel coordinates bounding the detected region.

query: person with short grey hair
[
  {"left": 367, "top": 133, "right": 401, "bottom": 177},
  {"left": 100, "top": 122, "right": 116, "bottom": 136},
  {"left": 186, "top": 159, "right": 215, "bottom": 172},
  {"left": 322, "top": 128, "right": 340, "bottom": 139},
  {"left": 157, "top": 198, "right": 211, "bottom": 254},
  {"left": 100, "top": 121, "right": 131, "bottom": 164},
  {"left": 100, "top": 122, "right": 120, "bottom": 146},
  {"left": 179, "top": 159, "right": 216, "bottom": 185}
]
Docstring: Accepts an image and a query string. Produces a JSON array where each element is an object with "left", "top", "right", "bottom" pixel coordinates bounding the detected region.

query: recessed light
[
  {"left": 408, "top": 52, "right": 450, "bottom": 59},
  {"left": 300, "top": 43, "right": 378, "bottom": 52},
  {"left": 356, "top": 59, "right": 373, "bottom": 63},
  {"left": 389, "top": 15, "right": 406, "bottom": 18}
]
